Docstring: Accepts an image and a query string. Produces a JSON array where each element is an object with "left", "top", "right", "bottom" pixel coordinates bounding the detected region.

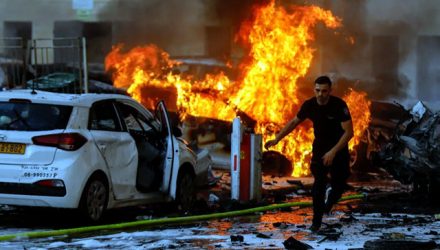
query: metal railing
[{"left": 0, "top": 37, "right": 88, "bottom": 93}]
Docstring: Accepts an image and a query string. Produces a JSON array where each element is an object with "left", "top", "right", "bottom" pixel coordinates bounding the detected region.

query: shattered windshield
[{"left": 0, "top": 102, "right": 72, "bottom": 131}]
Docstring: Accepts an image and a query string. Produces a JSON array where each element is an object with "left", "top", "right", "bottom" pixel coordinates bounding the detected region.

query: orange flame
[
  {"left": 235, "top": 1, "right": 342, "bottom": 177},
  {"left": 234, "top": 2, "right": 341, "bottom": 125},
  {"left": 104, "top": 1, "right": 371, "bottom": 177},
  {"left": 104, "top": 44, "right": 179, "bottom": 109},
  {"left": 343, "top": 88, "right": 371, "bottom": 150}
]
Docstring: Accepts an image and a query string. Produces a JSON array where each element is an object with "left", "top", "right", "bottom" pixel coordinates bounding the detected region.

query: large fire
[{"left": 105, "top": 1, "right": 371, "bottom": 177}]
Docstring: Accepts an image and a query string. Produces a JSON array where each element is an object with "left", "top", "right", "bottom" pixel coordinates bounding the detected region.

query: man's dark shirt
[{"left": 296, "top": 95, "right": 351, "bottom": 158}]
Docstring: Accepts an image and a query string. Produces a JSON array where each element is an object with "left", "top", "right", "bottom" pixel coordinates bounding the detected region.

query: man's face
[{"left": 314, "top": 83, "right": 331, "bottom": 105}]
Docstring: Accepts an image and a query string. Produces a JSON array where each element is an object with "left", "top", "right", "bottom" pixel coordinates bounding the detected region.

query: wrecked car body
[{"left": 371, "top": 101, "right": 440, "bottom": 199}]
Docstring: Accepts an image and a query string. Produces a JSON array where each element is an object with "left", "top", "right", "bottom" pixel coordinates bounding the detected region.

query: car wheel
[
  {"left": 79, "top": 177, "right": 108, "bottom": 222},
  {"left": 176, "top": 171, "right": 195, "bottom": 212}
]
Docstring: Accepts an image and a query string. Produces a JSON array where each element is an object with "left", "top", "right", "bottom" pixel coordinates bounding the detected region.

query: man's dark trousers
[{"left": 310, "top": 151, "right": 350, "bottom": 227}]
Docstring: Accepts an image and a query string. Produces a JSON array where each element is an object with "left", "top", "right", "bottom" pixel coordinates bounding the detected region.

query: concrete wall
[
  {"left": 0, "top": 0, "right": 115, "bottom": 38},
  {"left": 364, "top": 0, "right": 440, "bottom": 101},
  {"left": 322, "top": 0, "right": 440, "bottom": 101},
  {"left": 281, "top": 0, "right": 412, "bottom": 100},
  {"left": 0, "top": 0, "right": 209, "bottom": 56}
]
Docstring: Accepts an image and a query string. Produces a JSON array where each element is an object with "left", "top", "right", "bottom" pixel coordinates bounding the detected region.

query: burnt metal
[{"left": 369, "top": 101, "right": 440, "bottom": 201}]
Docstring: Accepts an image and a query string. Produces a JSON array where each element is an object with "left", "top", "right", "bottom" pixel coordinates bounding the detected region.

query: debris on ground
[
  {"left": 283, "top": 236, "right": 313, "bottom": 249},
  {"left": 2, "top": 169, "right": 440, "bottom": 249}
]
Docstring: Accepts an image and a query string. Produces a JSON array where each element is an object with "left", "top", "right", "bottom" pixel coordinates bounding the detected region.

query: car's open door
[{"left": 155, "top": 101, "right": 178, "bottom": 194}]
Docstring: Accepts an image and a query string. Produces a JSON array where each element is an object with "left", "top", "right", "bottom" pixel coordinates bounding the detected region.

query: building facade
[{"left": 0, "top": 0, "right": 439, "bottom": 101}]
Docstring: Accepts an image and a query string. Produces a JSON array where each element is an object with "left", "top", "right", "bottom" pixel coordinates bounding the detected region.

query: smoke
[
  {"left": 310, "top": 0, "right": 439, "bottom": 102},
  {"left": 97, "top": 0, "right": 206, "bottom": 54},
  {"left": 96, "top": 0, "right": 438, "bottom": 101}
]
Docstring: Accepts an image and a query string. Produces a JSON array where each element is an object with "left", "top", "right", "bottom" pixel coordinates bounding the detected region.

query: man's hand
[
  {"left": 264, "top": 139, "right": 278, "bottom": 150},
  {"left": 322, "top": 149, "right": 336, "bottom": 166},
  {"left": 263, "top": 117, "right": 303, "bottom": 151}
]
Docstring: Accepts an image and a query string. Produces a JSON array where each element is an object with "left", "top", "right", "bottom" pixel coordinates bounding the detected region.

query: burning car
[
  {"left": 366, "top": 100, "right": 440, "bottom": 201},
  {"left": 102, "top": 3, "right": 374, "bottom": 178}
]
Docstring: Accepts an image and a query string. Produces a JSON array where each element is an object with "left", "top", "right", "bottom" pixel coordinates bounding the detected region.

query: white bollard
[{"left": 231, "top": 117, "right": 242, "bottom": 200}]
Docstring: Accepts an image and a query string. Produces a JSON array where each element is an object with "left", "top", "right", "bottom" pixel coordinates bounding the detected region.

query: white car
[{"left": 0, "top": 89, "right": 209, "bottom": 221}]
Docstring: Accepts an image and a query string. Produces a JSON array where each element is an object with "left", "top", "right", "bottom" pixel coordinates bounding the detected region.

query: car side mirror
[{"left": 173, "top": 126, "right": 183, "bottom": 137}]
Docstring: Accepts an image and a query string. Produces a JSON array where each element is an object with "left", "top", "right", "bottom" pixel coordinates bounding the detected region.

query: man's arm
[
  {"left": 322, "top": 119, "right": 354, "bottom": 166},
  {"left": 264, "top": 116, "right": 303, "bottom": 149}
]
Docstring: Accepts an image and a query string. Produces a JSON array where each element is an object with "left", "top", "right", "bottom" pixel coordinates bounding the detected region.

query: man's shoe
[
  {"left": 324, "top": 185, "right": 332, "bottom": 204},
  {"left": 324, "top": 185, "right": 333, "bottom": 216}
]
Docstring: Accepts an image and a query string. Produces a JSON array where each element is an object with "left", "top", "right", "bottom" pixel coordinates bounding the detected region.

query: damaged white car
[{"left": 0, "top": 89, "right": 211, "bottom": 221}]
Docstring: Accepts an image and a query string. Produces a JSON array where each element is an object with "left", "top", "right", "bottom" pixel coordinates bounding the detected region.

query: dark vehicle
[
  {"left": 172, "top": 57, "right": 238, "bottom": 81},
  {"left": 371, "top": 101, "right": 440, "bottom": 201}
]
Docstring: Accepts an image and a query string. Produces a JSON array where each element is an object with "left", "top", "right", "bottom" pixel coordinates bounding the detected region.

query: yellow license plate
[{"left": 0, "top": 142, "right": 26, "bottom": 154}]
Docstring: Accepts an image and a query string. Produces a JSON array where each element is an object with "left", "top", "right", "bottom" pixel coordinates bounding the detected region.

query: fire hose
[{"left": 0, "top": 193, "right": 365, "bottom": 242}]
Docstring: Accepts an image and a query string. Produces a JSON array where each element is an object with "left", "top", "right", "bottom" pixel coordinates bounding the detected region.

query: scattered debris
[
  {"left": 382, "top": 232, "right": 408, "bottom": 240},
  {"left": 230, "top": 234, "right": 244, "bottom": 242},
  {"left": 363, "top": 239, "right": 438, "bottom": 250},
  {"left": 339, "top": 214, "right": 358, "bottom": 223},
  {"left": 287, "top": 179, "right": 304, "bottom": 188},
  {"left": 283, "top": 236, "right": 313, "bottom": 250},
  {"left": 372, "top": 101, "right": 440, "bottom": 201},
  {"left": 255, "top": 232, "right": 272, "bottom": 239},
  {"left": 317, "top": 228, "right": 343, "bottom": 242},
  {"left": 273, "top": 222, "right": 289, "bottom": 229},
  {"left": 426, "top": 231, "right": 438, "bottom": 235}
]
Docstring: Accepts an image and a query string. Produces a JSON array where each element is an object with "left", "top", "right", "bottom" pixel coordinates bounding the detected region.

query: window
[
  {"left": 3, "top": 21, "right": 32, "bottom": 41},
  {"left": 88, "top": 101, "right": 121, "bottom": 131},
  {"left": 0, "top": 102, "right": 72, "bottom": 131},
  {"left": 53, "top": 21, "right": 112, "bottom": 63},
  {"left": 117, "top": 103, "right": 157, "bottom": 133}
]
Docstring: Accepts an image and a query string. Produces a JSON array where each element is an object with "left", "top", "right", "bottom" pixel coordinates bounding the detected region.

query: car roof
[
  {"left": 0, "top": 89, "right": 133, "bottom": 108},
  {"left": 173, "top": 57, "right": 227, "bottom": 67}
]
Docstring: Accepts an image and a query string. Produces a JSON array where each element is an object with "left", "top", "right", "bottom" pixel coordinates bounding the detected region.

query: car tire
[
  {"left": 79, "top": 177, "right": 108, "bottom": 222},
  {"left": 176, "top": 170, "right": 195, "bottom": 213}
]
